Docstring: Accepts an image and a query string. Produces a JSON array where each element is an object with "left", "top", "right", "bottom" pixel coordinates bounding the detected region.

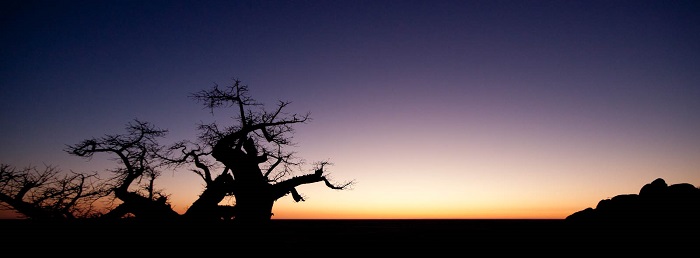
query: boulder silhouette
[{"left": 566, "top": 178, "right": 700, "bottom": 226}]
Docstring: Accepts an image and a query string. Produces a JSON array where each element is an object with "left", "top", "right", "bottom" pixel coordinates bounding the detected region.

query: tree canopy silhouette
[
  {"left": 0, "top": 164, "right": 108, "bottom": 219},
  {"left": 1, "top": 78, "right": 354, "bottom": 223}
]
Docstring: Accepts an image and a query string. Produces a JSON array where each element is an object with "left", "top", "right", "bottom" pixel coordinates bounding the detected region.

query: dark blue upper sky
[{"left": 1, "top": 0, "right": 699, "bottom": 218}]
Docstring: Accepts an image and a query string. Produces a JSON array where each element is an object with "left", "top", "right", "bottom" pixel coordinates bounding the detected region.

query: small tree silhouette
[
  {"left": 0, "top": 164, "right": 108, "bottom": 219},
  {"left": 65, "top": 119, "right": 180, "bottom": 220}
]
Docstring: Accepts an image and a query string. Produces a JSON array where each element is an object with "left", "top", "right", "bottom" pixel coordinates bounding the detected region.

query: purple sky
[{"left": 1, "top": 0, "right": 699, "bottom": 219}]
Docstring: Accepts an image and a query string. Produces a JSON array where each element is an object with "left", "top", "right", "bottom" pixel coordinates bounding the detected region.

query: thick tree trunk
[
  {"left": 184, "top": 173, "right": 235, "bottom": 220},
  {"left": 233, "top": 183, "right": 275, "bottom": 224},
  {"left": 104, "top": 191, "right": 180, "bottom": 220}
]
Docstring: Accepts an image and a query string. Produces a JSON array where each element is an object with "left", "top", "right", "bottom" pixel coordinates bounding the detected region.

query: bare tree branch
[{"left": 0, "top": 164, "right": 110, "bottom": 219}]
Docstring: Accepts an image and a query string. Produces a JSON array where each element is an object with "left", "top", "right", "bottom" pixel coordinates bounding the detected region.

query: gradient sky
[{"left": 1, "top": 0, "right": 699, "bottom": 219}]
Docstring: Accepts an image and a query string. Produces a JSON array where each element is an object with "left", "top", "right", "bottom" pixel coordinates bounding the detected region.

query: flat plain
[{"left": 1, "top": 219, "right": 697, "bottom": 255}]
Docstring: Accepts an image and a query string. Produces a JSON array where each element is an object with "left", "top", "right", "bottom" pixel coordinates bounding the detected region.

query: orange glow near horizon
[{"left": 267, "top": 192, "right": 587, "bottom": 220}]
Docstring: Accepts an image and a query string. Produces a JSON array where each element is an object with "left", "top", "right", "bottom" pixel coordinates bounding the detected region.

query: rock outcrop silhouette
[{"left": 566, "top": 178, "right": 700, "bottom": 226}]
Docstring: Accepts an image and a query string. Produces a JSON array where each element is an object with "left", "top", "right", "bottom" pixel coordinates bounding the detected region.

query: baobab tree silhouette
[
  {"left": 170, "top": 78, "right": 354, "bottom": 224},
  {"left": 2, "top": 77, "right": 353, "bottom": 224}
]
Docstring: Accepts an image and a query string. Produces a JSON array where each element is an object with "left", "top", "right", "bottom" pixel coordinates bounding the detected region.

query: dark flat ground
[{"left": 1, "top": 219, "right": 697, "bottom": 255}]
